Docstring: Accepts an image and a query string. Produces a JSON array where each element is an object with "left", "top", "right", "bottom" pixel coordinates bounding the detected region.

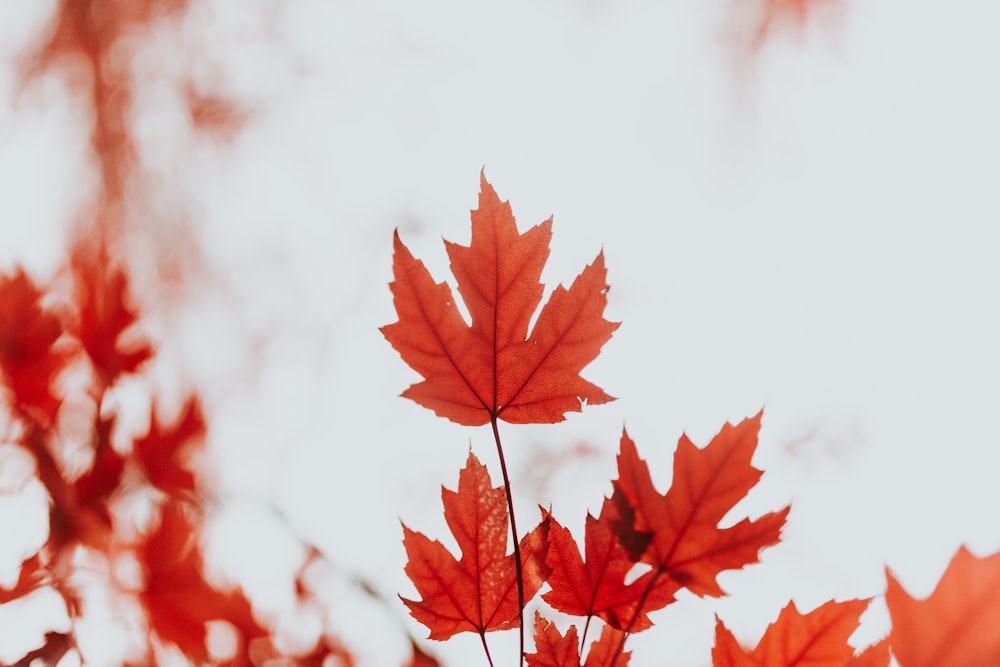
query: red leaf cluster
[{"left": 0, "top": 240, "right": 424, "bottom": 666}]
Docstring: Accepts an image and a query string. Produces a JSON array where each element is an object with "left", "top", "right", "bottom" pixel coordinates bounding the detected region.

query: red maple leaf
[
  {"left": 886, "top": 545, "right": 1000, "bottom": 666},
  {"left": 612, "top": 413, "right": 789, "bottom": 601},
  {"left": 400, "top": 452, "right": 551, "bottom": 640},
  {"left": 69, "top": 241, "right": 154, "bottom": 383},
  {"left": 526, "top": 613, "right": 630, "bottom": 667},
  {"left": 712, "top": 599, "right": 889, "bottom": 667},
  {"left": 133, "top": 396, "right": 206, "bottom": 499},
  {"left": 0, "top": 268, "right": 68, "bottom": 425},
  {"left": 138, "top": 504, "right": 267, "bottom": 664},
  {"left": 381, "top": 172, "right": 618, "bottom": 426},
  {"left": 544, "top": 496, "right": 678, "bottom": 631}
]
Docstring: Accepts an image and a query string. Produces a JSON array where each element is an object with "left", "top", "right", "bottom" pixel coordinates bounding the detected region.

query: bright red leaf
[
  {"left": 712, "top": 599, "right": 888, "bottom": 667},
  {"left": 527, "top": 613, "right": 630, "bottom": 667},
  {"left": 886, "top": 545, "right": 1000, "bottom": 667},
  {"left": 613, "top": 413, "right": 789, "bottom": 599},
  {"left": 382, "top": 173, "right": 618, "bottom": 426},
  {"left": 544, "top": 496, "right": 678, "bottom": 631},
  {"left": 400, "top": 452, "right": 551, "bottom": 640}
]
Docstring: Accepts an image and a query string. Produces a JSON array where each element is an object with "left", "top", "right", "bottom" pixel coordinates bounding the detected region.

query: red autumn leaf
[
  {"left": 138, "top": 504, "right": 267, "bottom": 664},
  {"left": 0, "top": 554, "right": 47, "bottom": 604},
  {"left": 886, "top": 545, "right": 1000, "bottom": 666},
  {"left": 4, "top": 632, "right": 74, "bottom": 667},
  {"left": 403, "top": 640, "right": 443, "bottom": 667},
  {"left": 527, "top": 613, "right": 630, "bottom": 667},
  {"left": 133, "top": 396, "right": 206, "bottom": 498},
  {"left": 0, "top": 268, "right": 67, "bottom": 425},
  {"left": 712, "top": 599, "right": 888, "bottom": 667},
  {"left": 36, "top": 413, "right": 124, "bottom": 553},
  {"left": 613, "top": 413, "right": 789, "bottom": 599},
  {"left": 400, "top": 452, "right": 551, "bottom": 640},
  {"left": 381, "top": 173, "right": 618, "bottom": 426},
  {"left": 544, "top": 496, "right": 678, "bottom": 631},
  {"left": 70, "top": 242, "right": 154, "bottom": 383}
]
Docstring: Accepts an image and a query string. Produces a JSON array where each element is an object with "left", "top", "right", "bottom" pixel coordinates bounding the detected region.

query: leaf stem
[
  {"left": 491, "top": 416, "right": 526, "bottom": 667},
  {"left": 480, "top": 631, "right": 496, "bottom": 667}
]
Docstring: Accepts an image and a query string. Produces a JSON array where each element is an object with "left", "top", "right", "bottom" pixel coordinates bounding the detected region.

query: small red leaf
[
  {"left": 70, "top": 242, "right": 154, "bottom": 383},
  {"left": 133, "top": 396, "right": 206, "bottom": 498},
  {"left": 400, "top": 453, "right": 550, "bottom": 640}
]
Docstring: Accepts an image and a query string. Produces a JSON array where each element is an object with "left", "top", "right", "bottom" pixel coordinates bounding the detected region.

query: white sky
[{"left": 1, "top": 1, "right": 999, "bottom": 666}]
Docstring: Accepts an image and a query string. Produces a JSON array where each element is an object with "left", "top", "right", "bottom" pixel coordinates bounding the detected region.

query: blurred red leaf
[
  {"left": 401, "top": 452, "right": 551, "bottom": 640},
  {"left": 886, "top": 545, "right": 1000, "bottom": 666},
  {"left": 712, "top": 599, "right": 887, "bottom": 667},
  {"left": 613, "top": 414, "right": 789, "bottom": 599},
  {"left": 70, "top": 242, "right": 154, "bottom": 383},
  {"left": 139, "top": 504, "right": 266, "bottom": 663},
  {"left": 0, "top": 268, "right": 67, "bottom": 425},
  {"left": 712, "top": 599, "right": 888, "bottom": 667},
  {"left": 382, "top": 173, "right": 617, "bottom": 426},
  {"left": 0, "top": 554, "right": 47, "bottom": 604},
  {"left": 133, "top": 396, "right": 205, "bottom": 498}
]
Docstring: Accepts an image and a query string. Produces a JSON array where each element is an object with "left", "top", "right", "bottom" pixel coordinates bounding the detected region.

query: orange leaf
[
  {"left": 381, "top": 173, "right": 618, "bottom": 425},
  {"left": 712, "top": 599, "right": 888, "bottom": 667},
  {"left": 886, "top": 545, "right": 1000, "bottom": 666},
  {"left": 544, "top": 497, "right": 678, "bottom": 631},
  {"left": 613, "top": 413, "right": 789, "bottom": 598},
  {"left": 400, "top": 452, "right": 551, "bottom": 640}
]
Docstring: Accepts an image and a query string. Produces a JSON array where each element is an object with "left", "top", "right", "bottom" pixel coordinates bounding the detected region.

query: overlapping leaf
[
  {"left": 544, "top": 496, "right": 678, "bottom": 631},
  {"left": 401, "top": 452, "right": 551, "bottom": 639},
  {"left": 886, "top": 545, "right": 1000, "bottom": 666},
  {"left": 713, "top": 599, "right": 889, "bottom": 667},
  {"left": 382, "top": 173, "right": 618, "bottom": 426},
  {"left": 613, "top": 413, "right": 789, "bottom": 599},
  {"left": 527, "top": 613, "right": 630, "bottom": 667}
]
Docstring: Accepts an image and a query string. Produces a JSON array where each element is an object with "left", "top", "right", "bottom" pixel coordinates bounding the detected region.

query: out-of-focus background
[{"left": 0, "top": 1, "right": 998, "bottom": 665}]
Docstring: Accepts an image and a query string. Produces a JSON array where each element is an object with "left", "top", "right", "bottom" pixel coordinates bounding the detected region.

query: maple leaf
[
  {"left": 544, "top": 496, "right": 678, "bottom": 631},
  {"left": 712, "top": 599, "right": 889, "bottom": 667},
  {"left": 526, "top": 613, "right": 630, "bottom": 667},
  {"left": 0, "top": 554, "right": 47, "bottom": 604},
  {"left": 613, "top": 413, "right": 789, "bottom": 600},
  {"left": 133, "top": 396, "right": 206, "bottom": 498},
  {"left": 400, "top": 452, "right": 551, "bottom": 640},
  {"left": 0, "top": 268, "right": 68, "bottom": 425},
  {"left": 138, "top": 504, "right": 267, "bottom": 664},
  {"left": 382, "top": 173, "right": 618, "bottom": 426},
  {"left": 69, "top": 241, "right": 154, "bottom": 383},
  {"left": 886, "top": 545, "right": 1000, "bottom": 666}
]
